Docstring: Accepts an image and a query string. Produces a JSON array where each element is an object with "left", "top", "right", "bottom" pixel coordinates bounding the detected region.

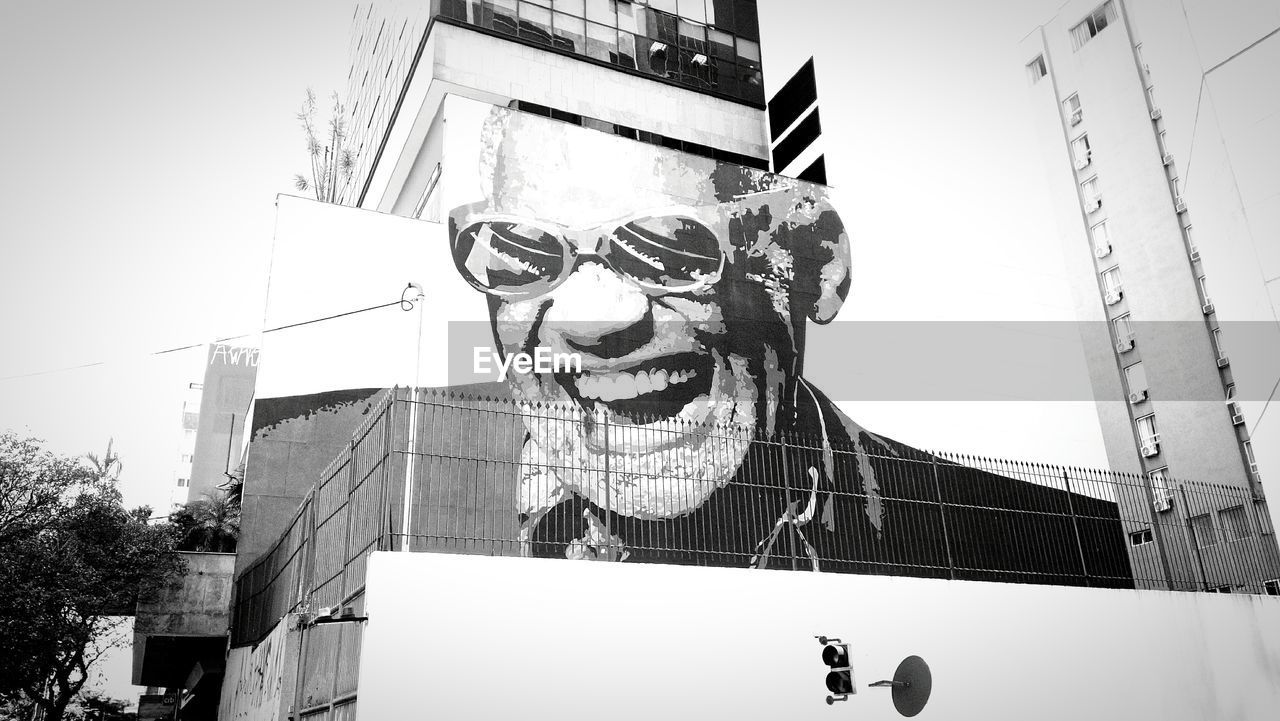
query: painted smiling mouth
[{"left": 554, "top": 352, "right": 715, "bottom": 422}]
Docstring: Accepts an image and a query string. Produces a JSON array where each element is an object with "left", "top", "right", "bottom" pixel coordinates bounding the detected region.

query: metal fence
[{"left": 231, "top": 387, "right": 1280, "bottom": 647}]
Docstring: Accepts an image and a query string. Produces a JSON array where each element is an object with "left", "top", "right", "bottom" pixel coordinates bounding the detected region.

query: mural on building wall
[
  {"left": 441, "top": 105, "right": 1129, "bottom": 578},
  {"left": 218, "top": 619, "right": 292, "bottom": 721}
]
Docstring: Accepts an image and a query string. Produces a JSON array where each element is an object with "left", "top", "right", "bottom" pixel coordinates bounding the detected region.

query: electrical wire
[{"left": 0, "top": 295, "right": 418, "bottom": 382}]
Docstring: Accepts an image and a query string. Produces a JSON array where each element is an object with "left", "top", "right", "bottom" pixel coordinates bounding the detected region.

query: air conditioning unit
[
  {"left": 1141, "top": 442, "right": 1159, "bottom": 458},
  {"left": 1105, "top": 289, "right": 1123, "bottom": 305},
  {"left": 1174, "top": 197, "right": 1187, "bottom": 213},
  {"left": 1202, "top": 302, "right": 1214, "bottom": 314},
  {"left": 1217, "top": 356, "right": 1230, "bottom": 368},
  {"left": 1116, "top": 337, "right": 1135, "bottom": 353},
  {"left": 1189, "top": 248, "right": 1200, "bottom": 261},
  {"left": 1086, "top": 198, "right": 1102, "bottom": 212},
  {"left": 1070, "top": 109, "right": 1083, "bottom": 125},
  {"left": 1094, "top": 243, "right": 1111, "bottom": 259},
  {"left": 1074, "top": 157, "right": 1090, "bottom": 170},
  {"left": 691, "top": 53, "right": 708, "bottom": 66},
  {"left": 1162, "top": 153, "right": 1174, "bottom": 166},
  {"left": 1128, "top": 390, "right": 1148, "bottom": 404},
  {"left": 1153, "top": 493, "right": 1173, "bottom": 513},
  {"left": 1150, "top": 108, "right": 1163, "bottom": 120},
  {"left": 649, "top": 41, "right": 668, "bottom": 55}
]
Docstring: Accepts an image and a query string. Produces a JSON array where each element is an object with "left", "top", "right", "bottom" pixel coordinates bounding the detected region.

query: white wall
[{"left": 358, "top": 552, "right": 1280, "bottom": 721}]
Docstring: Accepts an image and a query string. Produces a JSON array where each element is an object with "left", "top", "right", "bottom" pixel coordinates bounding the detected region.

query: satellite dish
[{"left": 889, "top": 655, "right": 932, "bottom": 717}]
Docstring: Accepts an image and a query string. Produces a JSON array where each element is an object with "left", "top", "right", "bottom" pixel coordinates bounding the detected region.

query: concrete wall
[
  {"left": 132, "top": 552, "right": 236, "bottom": 687},
  {"left": 356, "top": 551, "right": 1280, "bottom": 721},
  {"left": 219, "top": 616, "right": 301, "bottom": 721}
]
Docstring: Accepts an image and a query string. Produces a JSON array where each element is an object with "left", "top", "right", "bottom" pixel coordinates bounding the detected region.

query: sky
[{"left": 0, "top": 0, "right": 1238, "bottom": 705}]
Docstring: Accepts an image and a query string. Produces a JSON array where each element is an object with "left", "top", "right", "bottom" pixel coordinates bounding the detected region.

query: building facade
[{"left": 1020, "top": 0, "right": 1278, "bottom": 588}]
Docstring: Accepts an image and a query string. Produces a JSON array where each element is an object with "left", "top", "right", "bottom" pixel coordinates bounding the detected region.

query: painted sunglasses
[{"left": 449, "top": 203, "right": 726, "bottom": 299}]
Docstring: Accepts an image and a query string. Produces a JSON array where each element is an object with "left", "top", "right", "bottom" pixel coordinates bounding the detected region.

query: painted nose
[{"left": 543, "top": 261, "right": 652, "bottom": 357}]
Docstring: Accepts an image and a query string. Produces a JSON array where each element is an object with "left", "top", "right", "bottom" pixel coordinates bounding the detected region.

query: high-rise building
[
  {"left": 341, "top": 0, "right": 769, "bottom": 213},
  {"left": 168, "top": 381, "right": 201, "bottom": 509},
  {"left": 1021, "top": 0, "right": 1278, "bottom": 587}
]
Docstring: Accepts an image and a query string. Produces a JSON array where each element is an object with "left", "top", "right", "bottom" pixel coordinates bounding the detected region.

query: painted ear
[{"left": 792, "top": 206, "right": 852, "bottom": 325}]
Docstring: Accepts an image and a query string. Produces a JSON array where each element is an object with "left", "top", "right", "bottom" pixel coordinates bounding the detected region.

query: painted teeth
[{"left": 575, "top": 369, "right": 698, "bottom": 402}]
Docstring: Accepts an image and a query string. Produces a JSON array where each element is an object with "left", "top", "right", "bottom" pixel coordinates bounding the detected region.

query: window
[
  {"left": 1244, "top": 440, "right": 1259, "bottom": 477},
  {"left": 1124, "top": 362, "right": 1148, "bottom": 398},
  {"left": 1149, "top": 467, "right": 1171, "bottom": 497},
  {"left": 1136, "top": 413, "right": 1159, "bottom": 446},
  {"left": 1170, "top": 175, "right": 1182, "bottom": 201},
  {"left": 1081, "top": 176, "right": 1101, "bottom": 210},
  {"left": 1186, "top": 225, "right": 1198, "bottom": 257},
  {"left": 1219, "top": 505, "right": 1252, "bottom": 542},
  {"left": 177, "top": 477, "right": 189, "bottom": 488},
  {"left": 180, "top": 453, "right": 194, "bottom": 464},
  {"left": 1158, "top": 129, "right": 1169, "bottom": 157},
  {"left": 1101, "top": 265, "right": 1122, "bottom": 302},
  {"left": 1070, "top": 1, "right": 1117, "bottom": 50},
  {"left": 1129, "top": 528, "right": 1153, "bottom": 546},
  {"left": 1091, "top": 220, "right": 1110, "bottom": 255},
  {"left": 1027, "top": 55, "right": 1047, "bottom": 82},
  {"left": 1114, "top": 313, "right": 1134, "bottom": 344},
  {"left": 1071, "top": 133, "right": 1092, "bottom": 167},
  {"left": 1213, "top": 328, "right": 1227, "bottom": 362},
  {"left": 1190, "top": 513, "right": 1216, "bottom": 547},
  {"left": 1064, "top": 93, "right": 1082, "bottom": 124},
  {"left": 1207, "top": 585, "right": 1232, "bottom": 593},
  {"left": 1265, "top": 579, "right": 1280, "bottom": 596},
  {"left": 1198, "top": 276, "right": 1211, "bottom": 307}
]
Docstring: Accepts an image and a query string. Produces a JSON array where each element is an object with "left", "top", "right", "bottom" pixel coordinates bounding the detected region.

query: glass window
[
  {"left": 1114, "top": 313, "right": 1133, "bottom": 340},
  {"left": 1219, "top": 506, "right": 1251, "bottom": 541},
  {"left": 553, "top": 0, "right": 585, "bottom": 15},
  {"left": 1124, "top": 362, "right": 1148, "bottom": 395},
  {"left": 649, "top": 0, "right": 678, "bottom": 14},
  {"left": 1071, "top": 133, "right": 1091, "bottom": 165},
  {"left": 706, "top": 0, "right": 733, "bottom": 33},
  {"left": 707, "top": 27, "right": 734, "bottom": 58},
  {"left": 649, "top": 8, "right": 680, "bottom": 44},
  {"left": 1136, "top": 414, "right": 1158, "bottom": 445},
  {"left": 553, "top": 12, "right": 586, "bottom": 52},
  {"left": 585, "top": 0, "right": 616, "bottom": 25},
  {"left": 736, "top": 37, "right": 760, "bottom": 63},
  {"left": 1190, "top": 513, "right": 1216, "bottom": 547},
  {"left": 616, "top": 30, "right": 637, "bottom": 68},
  {"left": 1063, "top": 93, "right": 1081, "bottom": 117},
  {"left": 1081, "top": 176, "right": 1101, "bottom": 206},
  {"left": 678, "top": 18, "right": 705, "bottom": 51},
  {"left": 1214, "top": 328, "right": 1226, "bottom": 359},
  {"left": 1265, "top": 579, "right": 1280, "bottom": 596},
  {"left": 519, "top": 2, "right": 554, "bottom": 45},
  {"left": 1027, "top": 55, "right": 1047, "bottom": 82},
  {"left": 585, "top": 20, "right": 617, "bottom": 61},
  {"left": 493, "top": 0, "right": 520, "bottom": 34},
  {"left": 1092, "top": 220, "right": 1110, "bottom": 250},
  {"left": 1070, "top": 1, "right": 1117, "bottom": 50},
  {"left": 1244, "top": 440, "right": 1257, "bottom": 468},
  {"left": 677, "top": 0, "right": 707, "bottom": 24},
  {"left": 1101, "top": 265, "right": 1122, "bottom": 293},
  {"left": 1158, "top": 129, "right": 1169, "bottom": 156},
  {"left": 1199, "top": 276, "right": 1210, "bottom": 305},
  {"left": 1148, "top": 467, "right": 1170, "bottom": 495},
  {"left": 1129, "top": 528, "right": 1153, "bottom": 546},
  {"left": 617, "top": 0, "right": 645, "bottom": 35}
]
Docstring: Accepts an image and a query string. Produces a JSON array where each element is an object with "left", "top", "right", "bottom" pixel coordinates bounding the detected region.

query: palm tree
[
  {"left": 170, "top": 493, "right": 240, "bottom": 552},
  {"left": 83, "top": 439, "right": 122, "bottom": 485}
]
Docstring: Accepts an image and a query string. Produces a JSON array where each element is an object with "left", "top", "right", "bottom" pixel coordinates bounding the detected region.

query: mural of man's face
[{"left": 450, "top": 109, "right": 849, "bottom": 520}]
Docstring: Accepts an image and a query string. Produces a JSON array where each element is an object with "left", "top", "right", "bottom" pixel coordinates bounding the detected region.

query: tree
[
  {"left": 0, "top": 432, "right": 184, "bottom": 721},
  {"left": 82, "top": 438, "right": 122, "bottom": 486},
  {"left": 65, "top": 691, "right": 135, "bottom": 721},
  {"left": 169, "top": 491, "right": 240, "bottom": 553},
  {"left": 293, "top": 88, "right": 354, "bottom": 204}
]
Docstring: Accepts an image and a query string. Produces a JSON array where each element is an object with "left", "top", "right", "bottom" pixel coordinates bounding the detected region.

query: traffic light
[{"left": 817, "top": 635, "right": 855, "bottom": 704}]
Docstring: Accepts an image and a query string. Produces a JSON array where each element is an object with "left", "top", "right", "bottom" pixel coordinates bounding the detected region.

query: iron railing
[{"left": 231, "top": 387, "right": 1280, "bottom": 647}]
